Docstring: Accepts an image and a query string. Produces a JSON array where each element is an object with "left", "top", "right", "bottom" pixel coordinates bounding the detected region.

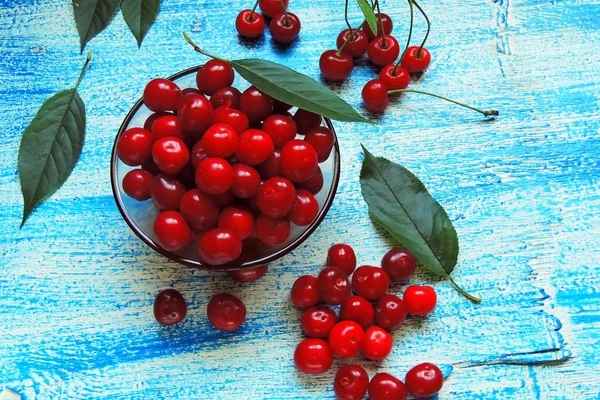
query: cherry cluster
[
  {"left": 236, "top": 0, "right": 301, "bottom": 44},
  {"left": 291, "top": 244, "right": 443, "bottom": 399},
  {"left": 116, "top": 61, "right": 334, "bottom": 266}
]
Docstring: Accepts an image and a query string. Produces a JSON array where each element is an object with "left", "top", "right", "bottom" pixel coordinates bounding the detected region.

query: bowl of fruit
[{"left": 110, "top": 64, "right": 340, "bottom": 270}]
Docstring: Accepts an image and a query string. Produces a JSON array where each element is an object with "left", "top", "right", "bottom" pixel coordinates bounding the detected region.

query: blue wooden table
[{"left": 1, "top": 0, "right": 599, "bottom": 398}]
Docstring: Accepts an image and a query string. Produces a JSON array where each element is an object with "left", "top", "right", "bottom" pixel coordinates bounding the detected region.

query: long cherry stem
[
  {"left": 388, "top": 89, "right": 499, "bottom": 116},
  {"left": 277, "top": 0, "right": 290, "bottom": 25},
  {"left": 337, "top": 0, "right": 378, "bottom": 57},
  {"left": 344, "top": 0, "right": 352, "bottom": 30},
  {"left": 183, "top": 32, "right": 231, "bottom": 63},
  {"left": 75, "top": 51, "right": 92, "bottom": 90},
  {"left": 412, "top": 0, "right": 430, "bottom": 57},
  {"left": 249, "top": 0, "right": 260, "bottom": 20},
  {"left": 375, "top": 0, "right": 387, "bottom": 48},
  {"left": 397, "top": 0, "right": 414, "bottom": 69}
]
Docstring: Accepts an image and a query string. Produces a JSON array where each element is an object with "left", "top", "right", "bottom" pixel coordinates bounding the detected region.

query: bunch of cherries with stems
[{"left": 236, "top": 0, "right": 301, "bottom": 44}]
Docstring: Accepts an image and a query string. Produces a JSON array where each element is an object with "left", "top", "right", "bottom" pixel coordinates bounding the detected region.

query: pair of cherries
[{"left": 236, "top": 0, "right": 300, "bottom": 44}]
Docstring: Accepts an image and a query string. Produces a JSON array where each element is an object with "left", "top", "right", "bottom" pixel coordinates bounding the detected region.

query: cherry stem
[
  {"left": 413, "top": 0, "right": 430, "bottom": 57},
  {"left": 375, "top": 0, "right": 386, "bottom": 48},
  {"left": 75, "top": 51, "right": 92, "bottom": 90},
  {"left": 337, "top": 19, "right": 368, "bottom": 56},
  {"left": 277, "top": 0, "right": 290, "bottom": 26},
  {"left": 388, "top": 89, "right": 499, "bottom": 117},
  {"left": 249, "top": 0, "right": 260, "bottom": 20},
  {"left": 344, "top": 0, "right": 352, "bottom": 30},
  {"left": 397, "top": 0, "right": 414, "bottom": 70},
  {"left": 183, "top": 32, "right": 231, "bottom": 63},
  {"left": 448, "top": 275, "right": 482, "bottom": 304}
]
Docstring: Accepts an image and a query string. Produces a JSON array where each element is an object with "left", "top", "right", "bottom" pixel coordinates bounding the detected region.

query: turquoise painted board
[{"left": 1, "top": 0, "right": 598, "bottom": 398}]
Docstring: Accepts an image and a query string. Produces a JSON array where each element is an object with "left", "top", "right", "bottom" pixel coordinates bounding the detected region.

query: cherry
[
  {"left": 153, "top": 210, "right": 192, "bottom": 252},
  {"left": 368, "top": 373, "right": 407, "bottom": 400},
  {"left": 281, "top": 139, "right": 318, "bottom": 182},
  {"left": 151, "top": 115, "right": 184, "bottom": 141},
  {"left": 258, "top": 177, "right": 296, "bottom": 218},
  {"left": 362, "top": 79, "right": 389, "bottom": 113},
  {"left": 326, "top": 244, "right": 356, "bottom": 276},
  {"left": 122, "top": 169, "right": 153, "bottom": 201},
  {"left": 367, "top": 35, "right": 400, "bottom": 67},
  {"left": 318, "top": 266, "right": 351, "bottom": 306},
  {"left": 329, "top": 321, "right": 364, "bottom": 358},
  {"left": 334, "top": 365, "right": 369, "bottom": 400},
  {"left": 190, "top": 140, "right": 209, "bottom": 168},
  {"left": 228, "top": 264, "right": 268, "bottom": 282},
  {"left": 289, "top": 189, "right": 318, "bottom": 226},
  {"left": 304, "top": 127, "right": 335, "bottom": 162},
  {"left": 340, "top": 296, "right": 374, "bottom": 329},
  {"left": 143, "top": 78, "right": 183, "bottom": 112},
  {"left": 236, "top": 129, "right": 274, "bottom": 165},
  {"left": 336, "top": 29, "right": 369, "bottom": 58},
  {"left": 301, "top": 306, "right": 337, "bottom": 338},
  {"left": 213, "top": 104, "right": 250, "bottom": 135},
  {"left": 151, "top": 174, "right": 186, "bottom": 211},
  {"left": 319, "top": 50, "right": 354, "bottom": 82},
  {"left": 270, "top": 12, "right": 301, "bottom": 44},
  {"left": 375, "top": 294, "right": 407, "bottom": 330},
  {"left": 231, "top": 163, "right": 261, "bottom": 198},
  {"left": 207, "top": 293, "right": 246, "bottom": 331},
  {"left": 294, "top": 338, "right": 333, "bottom": 375},
  {"left": 215, "top": 190, "right": 236, "bottom": 208},
  {"left": 144, "top": 111, "right": 172, "bottom": 132},
  {"left": 210, "top": 87, "right": 242, "bottom": 109},
  {"left": 117, "top": 127, "right": 153, "bottom": 166},
  {"left": 182, "top": 87, "right": 203, "bottom": 97},
  {"left": 405, "top": 363, "right": 443, "bottom": 398},
  {"left": 262, "top": 114, "right": 297, "bottom": 147},
  {"left": 295, "top": 166, "right": 323, "bottom": 194},
  {"left": 381, "top": 248, "right": 416, "bottom": 281},
  {"left": 196, "top": 60, "right": 235, "bottom": 95},
  {"left": 257, "top": 148, "right": 282, "bottom": 179},
  {"left": 351, "top": 266, "right": 390, "bottom": 300},
  {"left": 218, "top": 206, "right": 254, "bottom": 240},
  {"left": 152, "top": 137, "right": 190, "bottom": 175},
  {"left": 195, "top": 157, "right": 234, "bottom": 195},
  {"left": 153, "top": 288, "right": 187, "bottom": 326},
  {"left": 401, "top": 46, "right": 431, "bottom": 73},
  {"left": 273, "top": 98, "right": 292, "bottom": 114},
  {"left": 180, "top": 188, "right": 219, "bottom": 231},
  {"left": 362, "top": 326, "right": 393, "bottom": 360},
  {"left": 236, "top": 9, "right": 266, "bottom": 39},
  {"left": 403, "top": 285, "right": 437, "bottom": 316},
  {"left": 291, "top": 275, "right": 320, "bottom": 308},
  {"left": 362, "top": 13, "right": 393, "bottom": 41},
  {"left": 255, "top": 214, "right": 290, "bottom": 245},
  {"left": 240, "top": 86, "right": 274, "bottom": 122},
  {"left": 177, "top": 93, "right": 214, "bottom": 134},
  {"left": 198, "top": 228, "right": 242, "bottom": 265},
  {"left": 293, "top": 109, "right": 322, "bottom": 135},
  {"left": 201, "top": 123, "right": 239, "bottom": 158},
  {"left": 379, "top": 65, "right": 410, "bottom": 90},
  {"left": 259, "top": 0, "right": 288, "bottom": 18}
]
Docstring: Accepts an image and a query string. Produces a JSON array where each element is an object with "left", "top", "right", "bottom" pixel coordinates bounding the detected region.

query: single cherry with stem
[
  {"left": 335, "top": 0, "right": 369, "bottom": 58},
  {"left": 270, "top": 0, "right": 300, "bottom": 44},
  {"left": 236, "top": 1, "right": 266, "bottom": 39},
  {"left": 401, "top": 0, "right": 432, "bottom": 73},
  {"left": 367, "top": 2, "right": 399, "bottom": 66}
]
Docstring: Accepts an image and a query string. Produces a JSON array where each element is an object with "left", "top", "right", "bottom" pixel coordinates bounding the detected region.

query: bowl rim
[{"left": 110, "top": 65, "right": 341, "bottom": 270}]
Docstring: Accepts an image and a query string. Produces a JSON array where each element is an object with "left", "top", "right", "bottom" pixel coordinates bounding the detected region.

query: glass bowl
[{"left": 110, "top": 66, "right": 340, "bottom": 270}]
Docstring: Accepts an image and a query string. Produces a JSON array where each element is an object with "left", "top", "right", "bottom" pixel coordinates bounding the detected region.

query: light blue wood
[{"left": 0, "top": 0, "right": 598, "bottom": 398}]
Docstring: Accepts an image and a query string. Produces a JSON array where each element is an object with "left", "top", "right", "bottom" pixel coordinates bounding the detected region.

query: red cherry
[
  {"left": 236, "top": 9, "right": 266, "bottom": 39},
  {"left": 368, "top": 373, "right": 407, "bottom": 400},
  {"left": 195, "top": 157, "right": 234, "bottom": 195},
  {"left": 294, "top": 338, "right": 333, "bottom": 374},
  {"left": 403, "top": 286, "right": 437, "bottom": 316},
  {"left": 281, "top": 139, "right": 318, "bottom": 182},
  {"left": 336, "top": 29, "right": 369, "bottom": 58},
  {"left": 152, "top": 137, "right": 190, "bottom": 175},
  {"left": 291, "top": 275, "right": 320, "bottom": 308},
  {"left": 117, "top": 127, "right": 153, "bottom": 166},
  {"left": 180, "top": 189, "right": 219, "bottom": 231},
  {"left": 293, "top": 109, "right": 323, "bottom": 135},
  {"left": 405, "top": 363, "right": 443, "bottom": 398},
  {"left": 326, "top": 244, "right": 356, "bottom": 276},
  {"left": 301, "top": 306, "right": 337, "bottom": 338},
  {"left": 362, "top": 13, "right": 393, "bottom": 41},
  {"left": 190, "top": 140, "right": 209, "bottom": 168},
  {"left": 257, "top": 148, "right": 282, "bottom": 179},
  {"left": 259, "top": 0, "right": 288, "bottom": 18},
  {"left": 198, "top": 228, "right": 242, "bottom": 265},
  {"left": 318, "top": 267, "right": 351, "bottom": 306},
  {"left": 207, "top": 293, "right": 246, "bottom": 331},
  {"left": 258, "top": 177, "right": 296, "bottom": 218},
  {"left": 352, "top": 266, "right": 390, "bottom": 300},
  {"left": 329, "top": 321, "right": 364, "bottom": 358},
  {"left": 340, "top": 296, "right": 374, "bottom": 329},
  {"left": 122, "top": 169, "right": 153, "bottom": 201},
  {"left": 153, "top": 288, "right": 187, "bottom": 326},
  {"left": 319, "top": 50, "right": 354, "bottom": 81},
  {"left": 215, "top": 190, "right": 236, "bottom": 208},
  {"left": 231, "top": 163, "right": 261, "bottom": 198},
  {"left": 201, "top": 123, "right": 239, "bottom": 158},
  {"left": 236, "top": 129, "right": 274, "bottom": 166},
  {"left": 213, "top": 104, "right": 250, "bottom": 135},
  {"left": 362, "top": 79, "right": 389, "bottom": 113},
  {"left": 196, "top": 60, "right": 235, "bottom": 95},
  {"left": 304, "top": 127, "right": 335, "bottom": 162},
  {"left": 218, "top": 206, "right": 254, "bottom": 240},
  {"left": 362, "top": 326, "right": 393, "bottom": 360},
  {"left": 182, "top": 87, "right": 202, "bottom": 97},
  {"left": 295, "top": 166, "right": 323, "bottom": 194},
  {"left": 289, "top": 189, "right": 318, "bottom": 226},
  {"left": 334, "top": 365, "right": 370, "bottom": 400},
  {"left": 151, "top": 115, "right": 184, "bottom": 141},
  {"left": 210, "top": 87, "right": 242, "bottom": 109},
  {"left": 270, "top": 12, "right": 301, "bottom": 44},
  {"left": 255, "top": 214, "right": 290, "bottom": 245},
  {"left": 153, "top": 210, "right": 192, "bottom": 252},
  {"left": 381, "top": 248, "right": 416, "bottom": 281},
  {"left": 228, "top": 264, "right": 268, "bottom": 282},
  {"left": 177, "top": 93, "right": 214, "bottom": 134},
  {"left": 144, "top": 111, "right": 172, "bottom": 132},
  {"left": 151, "top": 174, "right": 186, "bottom": 211},
  {"left": 401, "top": 46, "right": 432, "bottom": 73},
  {"left": 273, "top": 99, "right": 292, "bottom": 114},
  {"left": 375, "top": 294, "right": 407, "bottom": 330},
  {"left": 379, "top": 65, "right": 410, "bottom": 90},
  {"left": 367, "top": 35, "right": 400, "bottom": 67},
  {"left": 262, "top": 114, "right": 297, "bottom": 147},
  {"left": 143, "top": 78, "right": 183, "bottom": 112},
  {"left": 240, "top": 86, "right": 274, "bottom": 122}
]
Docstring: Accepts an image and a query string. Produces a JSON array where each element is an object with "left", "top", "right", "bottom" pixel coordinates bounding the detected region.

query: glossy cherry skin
[
  {"left": 368, "top": 35, "right": 400, "bottom": 67},
  {"left": 362, "top": 326, "right": 393, "bottom": 360},
  {"left": 362, "top": 13, "right": 393, "bottom": 41},
  {"left": 198, "top": 228, "right": 242, "bottom": 265},
  {"left": 152, "top": 137, "right": 190, "bottom": 175},
  {"left": 259, "top": 0, "right": 288, "bottom": 18},
  {"left": 368, "top": 373, "right": 407, "bottom": 400},
  {"left": 195, "top": 157, "right": 234, "bottom": 195},
  {"left": 291, "top": 275, "right": 320, "bottom": 308},
  {"left": 207, "top": 293, "right": 246, "bottom": 331},
  {"left": 117, "top": 127, "right": 153, "bottom": 166},
  {"left": 236, "top": 9, "right": 266, "bottom": 39},
  {"left": 405, "top": 363, "right": 443, "bottom": 398},
  {"left": 196, "top": 60, "right": 235, "bottom": 95},
  {"left": 319, "top": 50, "right": 354, "bottom": 81},
  {"left": 182, "top": 87, "right": 203, "bottom": 97},
  {"left": 334, "top": 365, "right": 369, "bottom": 400},
  {"left": 293, "top": 109, "right": 323, "bottom": 135},
  {"left": 336, "top": 29, "right": 369, "bottom": 58},
  {"left": 179, "top": 189, "right": 219, "bottom": 231},
  {"left": 362, "top": 79, "right": 389, "bottom": 113},
  {"left": 210, "top": 87, "right": 242, "bottom": 109},
  {"left": 231, "top": 163, "right": 261, "bottom": 198},
  {"left": 403, "top": 286, "right": 437, "bottom": 316},
  {"left": 153, "top": 210, "right": 192, "bottom": 252},
  {"left": 294, "top": 338, "right": 333, "bottom": 374},
  {"left": 144, "top": 111, "right": 172, "bottom": 132},
  {"left": 228, "top": 264, "right": 268, "bottom": 282},
  {"left": 379, "top": 65, "right": 410, "bottom": 90},
  {"left": 122, "top": 169, "right": 153, "bottom": 201},
  {"left": 375, "top": 294, "right": 407, "bottom": 330},
  {"left": 318, "top": 267, "right": 351, "bottom": 306},
  {"left": 381, "top": 248, "right": 416, "bottom": 281},
  {"left": 143, "top": 78, "right": 183, "bottom": 112},
  {"left": 255, "top": 214, "right": 290, "bottom": 245},
  {"left": 270, "top": 12, "right": 301, "bottom": 44},
  {"left": 295, "top": 166, "right": 323, "bottom": 194},
  {"left": 177, "top": 93, "right": 214, "bottom": 134},
  {"left": 213, "top": 104, "right": 250, "bottom": 135},
  {"left": 257, "top": 177, "right": 296, "bottom": 218},
  {"left": 289, "top": 189, "right": 318, "bottom": 226},
  {"left": 258, "top": 148, "right": 282, "bottom": 179},
  {"left": 351, "top": 266, "right": 390, "bottom": 301},
  {"left": 281, "top": 139, "right": 319, "bottom": 182},
  {"left": 190, "top": 141, "right": 209, "bottom": 168},
  {"left": 151, "top": 115, "right": 184, "bottom": 141},
  {"left": 301, "top": 306, "right": 337, "bottom": 338},
  {"left": 329, "top": 321, "right": 365, "bottom": 358},
  {"left": 240, "top": 86, "right": 274, "bottom": 122},
  {"left": 218, "top": 206, "right": 254, "bottom": 240},
  {"left": 262, "top": 114, "right": 297, "bottom": 147},
  {"left": 340, "top": 296, "right": 374, "bottom": 329},
  {"left": 201, "top": 123, "right": 239, "bottom": 158},
  {"left": 153, "top": 288, "right": 187, "bottom": 326},
  {"left": 236, "top": 129, "right": 275, "bottom": 165},
  {"left": 326, "top": 244, "right": 356, "bottom": 276},
  {"left": 304, "top": 127, "right": 335, "bottom": 162},
  {"left": 401, "top": 46, "right": 432, "bottom": 73},
  {"left": 151, "top": 174, "right": 186, "bottom": 211}
]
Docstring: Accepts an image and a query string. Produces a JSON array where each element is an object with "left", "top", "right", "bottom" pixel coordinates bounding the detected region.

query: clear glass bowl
[{"left": 110, "top": 66, "right": 340, "bottom": 270}]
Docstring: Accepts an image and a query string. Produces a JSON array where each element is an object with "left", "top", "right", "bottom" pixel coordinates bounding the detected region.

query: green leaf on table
[
  {"left": 72, "top": 0, "right": 121, "bottom": 52},
  {"left": 356, "top": 0, "right": 377, "bottom": 35},
  {"left": 231, "top": 58, "right": 370, "bottom": 123},
  {"left": 359, "top": 145, "right": 481, "bottom": 303},
  {"left": 121, "top": 0, "right": 161, "bottom": 47}
]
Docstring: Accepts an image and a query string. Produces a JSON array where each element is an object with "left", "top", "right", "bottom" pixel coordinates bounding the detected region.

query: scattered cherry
[
  {"left": 336, "top": 29, "right": 369, "bottom": 58},
  {"left": 367, "top": 35, "right": 400, "bottom": 67},
  {"left": 362, "top": 79, "right": 390, "bottom": 113},
  {"left": 180, "top": 188, "right": 220, "bottom": 231},
  {"left": 329, "top": 320, "right": 364, "bottom": 358},
  {"left": 301, "top": 306, "right": 337, "bottom": 338},
  {"left": 401, "top": 46, "right": 432, "bottom": 73},
  {"left": 317, "top": 266, "right": 351, "bottom": 306},
  {"left": 143, "top": 78, "right": 183, "bottom": 112},
  {"left": 236, "top": 10, "right": 266, "bottom": 39},
  {"left": 210, "top": 87, "right": 242, "bottom": 109},
  {"left": 198, "top": 228, "right": 242, "bottom": 265},
  {"left": 122, "top": 169, "right": 153, "bottom": 201},
  {"left": 381, "top": 248, "right": 416, "bottom": 281},
  {"left": 196, "top": 59, "right": 235, "bottom": 95},
  {"left": 228, "top": 264, "right": 268, "bottom": 282},
  {"left": 153, "top": 288, "right": 187, "bottom": 326},
  {"left": 153, "top": 210, "right": 192, "bottom": 252},
  {"left": 291, "top": 275, "right": 320, "bottom": 308},
  {"left": 255, "top": 214, "right": 290, "bottom": 245},
  {"left": 334, "top": 365, "right": 369, "bottom": 400},
  {"left": 326, "top": 243, "right": 357, "bottom": 276},
  {"left": 339, "top": 295, "right": 374, "bottom": 329},
  {"left": 259, "top": 0, "right": 289, "bottom": 18},
  {"left": 379, "top": 65, "right": 410, "bottom": 90},
  {"left": 374, "top": 294, "right": 407, "bottom": 330},
  {"left": 403, "top": 285, "right": 437, "bottom": 316},
  {"left": 362, "top": 326, "right": 393, "bottom": 360},
  {"left": 405, "top": 362, "right": 443, "bottom": 398},
  {"left": 319, "top": 50, "right": 354, "bottom": 82},
  {"left": 362, "top": 13, "right": 393, "bottom": 41},
  {"left": 289, "top": 189, "right": 318, "bottom": 226},
  {"left": 368, "top": 373, "right": 407, "bottom": 400},
  {"left": 351, "top": 265, "right": 390, "bottom": 300},
  {"left": 270, "top": 12, "right": 301, "bottom": 44},
  {"left": 207, "top": 293, "right": 246, "bottom": 331},
  {"left": 294, "top": 338, "right": 333, "bottom": 374},
  {"left": 117, "top": 127, "right": 153, "bottom": 166}
]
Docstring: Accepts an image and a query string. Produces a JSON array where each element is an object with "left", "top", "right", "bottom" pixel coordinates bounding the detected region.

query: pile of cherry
[
  {"left": 236, "top": 0, "right": 300, "bottom": 44},
  {"left": 292, "top": 244, "right": 443, "bottom": 400},
  {"left": 116, "top": 60, "right": 334, "bottom": 265}
]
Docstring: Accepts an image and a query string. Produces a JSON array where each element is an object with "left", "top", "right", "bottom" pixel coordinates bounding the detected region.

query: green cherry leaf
[
  {"left": 121, "top": 0, "right": 161, "bottom": 47},
  {"left": 356, "top": 0, "right": 378, "bottom": 35},
  {"left": 72, "top": 0, "right": 121, "bottom": 53}
]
